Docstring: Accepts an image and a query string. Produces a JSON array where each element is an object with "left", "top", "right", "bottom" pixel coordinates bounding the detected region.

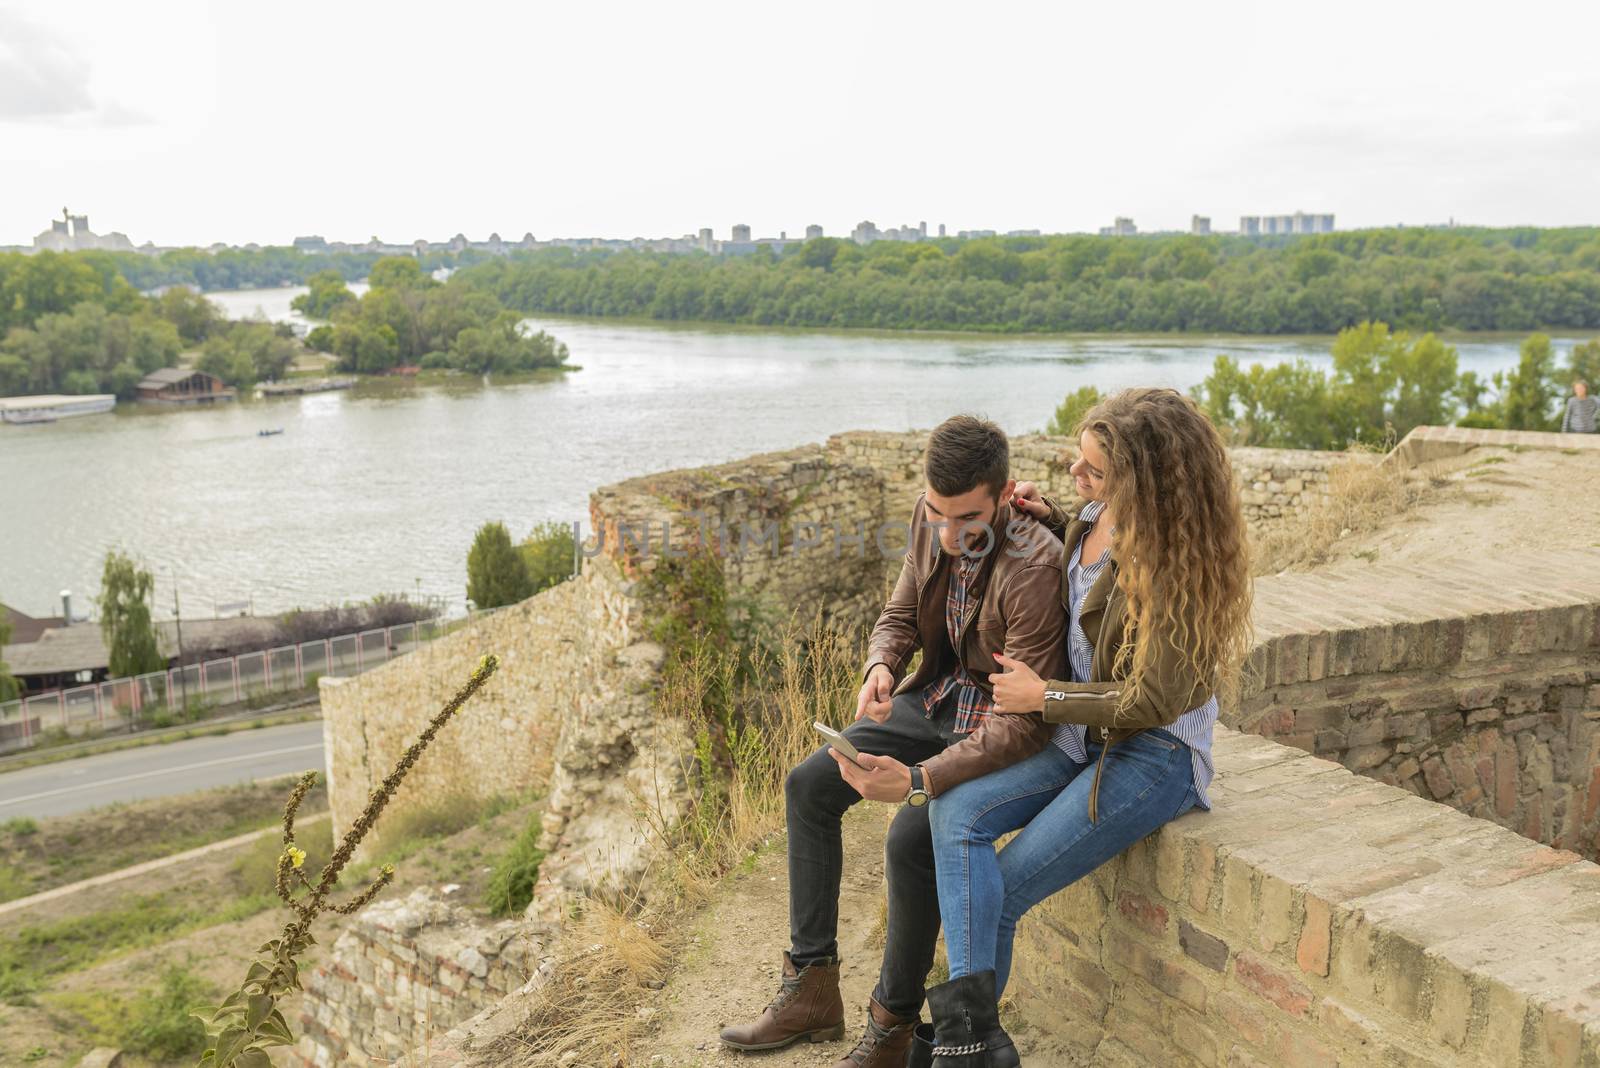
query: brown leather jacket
[
  {"left": 862, "top": 494, "right": 1068, "bottom": 798},
  {"left": 1035, "top": 493, "right": 1217, "bottom": 821}
]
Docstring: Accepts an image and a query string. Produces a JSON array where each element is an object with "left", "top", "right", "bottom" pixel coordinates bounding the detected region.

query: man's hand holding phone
[
  {"left": 857, "top": 663, "right": 894, "bottom": 722},
  {"left": 829, "top": 750, "right": 913, "bottom": 802}
]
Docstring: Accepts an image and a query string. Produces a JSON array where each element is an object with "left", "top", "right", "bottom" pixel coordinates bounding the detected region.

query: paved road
[{"left": 0, "top": 721, "right": 325, "bottom": 820}]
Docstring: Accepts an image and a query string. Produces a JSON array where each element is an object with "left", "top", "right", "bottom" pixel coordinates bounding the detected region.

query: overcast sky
[{"left": 3, "top": 0, "right": 1598, "bottom": 248}]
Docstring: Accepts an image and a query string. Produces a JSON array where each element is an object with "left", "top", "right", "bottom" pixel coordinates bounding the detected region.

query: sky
[{"left": 2, "top": 0, "right": 1598, "bottom": 248}]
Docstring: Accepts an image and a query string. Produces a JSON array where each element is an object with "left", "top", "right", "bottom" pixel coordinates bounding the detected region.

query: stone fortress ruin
[{"left": 295, "top": 424, "right": 1600, "bottom": 1067}]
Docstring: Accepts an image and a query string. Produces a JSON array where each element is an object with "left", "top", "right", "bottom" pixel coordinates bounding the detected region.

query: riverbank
[{"left": 520, "top": 309, "right": 1600, "bottom": 347}]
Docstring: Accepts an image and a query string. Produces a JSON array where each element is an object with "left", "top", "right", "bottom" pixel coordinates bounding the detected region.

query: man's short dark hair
[{"left": 925, "top": 415, "right": 1009, "bottom": 499}]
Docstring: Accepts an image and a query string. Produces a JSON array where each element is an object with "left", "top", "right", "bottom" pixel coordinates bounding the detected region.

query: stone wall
[
  {"left": 318, "top": 557, "right": 641, "bottom": 854},
  {"left": 289, "top": 888, "right": 534, "bottom": 1067},
  {"left": 1008, "top": 726, "right": 1600, "bottom": 1068},
  {"left": 1237, "top": 548, "right": 1600, "bottom": 858}
]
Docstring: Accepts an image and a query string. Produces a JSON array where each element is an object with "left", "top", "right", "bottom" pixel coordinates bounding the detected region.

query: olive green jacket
[{"left": 1035, "top": 494, "right": 1215, "bottom": 732}]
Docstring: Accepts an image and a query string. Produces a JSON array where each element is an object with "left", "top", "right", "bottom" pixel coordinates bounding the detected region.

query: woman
[{"left": 919, "top": 388, "right": 1254, "bottom": 1067}]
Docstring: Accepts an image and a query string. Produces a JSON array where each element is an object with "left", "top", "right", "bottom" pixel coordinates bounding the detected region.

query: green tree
[
  {"left": 1496, "top": 333, "right": 1561, "bottom": 430},
  {"left": 448, "top": 313, "right": 568, "bottom": 374},
  {"left": 367, "top": 257, "right": 434, "bottom": 292},
  {"left": 1046, "top": 385, "right": 1104, "bottom": 436},
  {"left": 197, "top": 322, "right": 300, "bottom": 387},
  {"left": 98, "top": 551, "right": 166, "bottom": 678},
  {"left": 0, "top": 605, "right": 19, "bottom": 702},
  {"left": 1566, "top": 339, "right": 1600, "bottom": 390},
  {"left": 153, "top": 286, "right": 221, "bottom": 342},
  {"left": 1200, "top": 355, "right": 1342, "bottom": 449},
  {"left": 1385, "top": 332, "right": 1459, "bottom": 436},
  {"left": 289, "top": 270, "right": 356, "bottom": 319},
  {"left": 330, "top": 320, "right": 400, "bottom": 373},
  {"left": 466, "top": 522, "right": 533, "bottom": 609},
  {"left": 519, "top": 521, "right": 577, "bottom": 593}
]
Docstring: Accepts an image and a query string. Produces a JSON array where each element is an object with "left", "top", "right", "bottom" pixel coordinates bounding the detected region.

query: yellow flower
[{"left": 285, "top": 845, "right": 307, "bottom": 869}]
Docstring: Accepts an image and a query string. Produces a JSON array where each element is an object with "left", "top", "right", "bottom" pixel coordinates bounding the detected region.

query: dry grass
[
  {"left": 1250, "top": 441, "right": 1443, "bottom": 575},
  {"left": 482, "top": 611, "right": 865, "bottom": 1067}
]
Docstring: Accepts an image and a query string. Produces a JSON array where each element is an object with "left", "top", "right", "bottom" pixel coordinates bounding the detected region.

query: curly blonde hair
[{"left": 1074, "top": 388, "right": 1254, "bottom": 719}]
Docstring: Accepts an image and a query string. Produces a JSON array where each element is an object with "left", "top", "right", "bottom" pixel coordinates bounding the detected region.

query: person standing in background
[{"left": 1562, "top": 380, "right": 1597, "bottom": 433}]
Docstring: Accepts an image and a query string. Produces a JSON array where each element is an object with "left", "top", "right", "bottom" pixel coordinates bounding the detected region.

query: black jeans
[{"left": 786, "top": 687, "right": 962, "bottom": 1018}]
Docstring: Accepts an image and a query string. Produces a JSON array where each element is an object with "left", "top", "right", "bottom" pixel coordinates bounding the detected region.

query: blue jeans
[{"left": 930, "top": 728, "right": 1199, "bottom": 995}]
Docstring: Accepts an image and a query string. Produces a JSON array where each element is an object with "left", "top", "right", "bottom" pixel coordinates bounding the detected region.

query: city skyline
[{"left": 2, "top": 1, "right": 1598, "bottom": 247}]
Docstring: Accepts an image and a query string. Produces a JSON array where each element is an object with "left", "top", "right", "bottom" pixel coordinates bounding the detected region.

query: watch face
[{"left": 908, "top": 792, "right": 928, "bottom": 807}]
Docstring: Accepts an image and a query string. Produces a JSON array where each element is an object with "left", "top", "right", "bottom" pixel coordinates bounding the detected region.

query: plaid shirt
[{"left": 921, "top": 552, "right": 994, "bottom": 734}]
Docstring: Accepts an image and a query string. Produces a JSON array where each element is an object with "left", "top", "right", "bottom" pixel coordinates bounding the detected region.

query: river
[{"left": 0, "top": 285, "right": 1569, "bottom": 620}]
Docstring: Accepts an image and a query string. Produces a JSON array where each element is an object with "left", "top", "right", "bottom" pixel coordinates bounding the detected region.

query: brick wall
[
  {"left": 1237, "top": 550, "right": 1600, "bottom": 857},
  {"left": 1008, "top": 726, "right": 1600, "bottom": 1067},
  {"left": 289, "top": 888, "right": 532, "bottom": 1067}
]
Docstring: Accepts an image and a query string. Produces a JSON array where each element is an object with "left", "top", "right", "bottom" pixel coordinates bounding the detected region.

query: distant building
[
  {"left": 293, "top": 235, "right": 331, "bottom": 254},
  {"left": 0, "top": 614, "right": 293, "bottom": 698},
  {"left": 853, "top": 220, "right": 931, "bottom": 244},
  {"left": 136, "top": 368, "right": 237, "bottom": 405},
  {"left": 698, "top": 228, "right": 715, "bottom": 252},
  {"left": 957, "top": 229, "right": 996, "bottom": 239},
  {"left": 731, "top": 223, "right": 752, "bottom": 243},
  {"left": 1239, "top": 212, "right": 1334, "bottom": 236},
  {"left": 2, "top": 603, "right": 64, "bottom": 646},
  {"left": 805, "top": 224, "right": 823, "bottom": 240},
  {"left": 31, "top": 208, "right": 134, "bottom": 253},
  {"left": 1098, "top": 217, "right": 1137, "bottom": 237},
  {"left": 1005, "top": 230, "right": 1041, "bottom": 238},
  {"left": 938, "top": 223, "right": 946, "bottom": 238},
  {"left": 1191, "top": 215, "right": 1211, "bottom": 235}
]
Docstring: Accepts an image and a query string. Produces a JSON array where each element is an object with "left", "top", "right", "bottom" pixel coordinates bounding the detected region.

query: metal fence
[{"left": 0, "top": 614, "right": 472, "bottom": 754}]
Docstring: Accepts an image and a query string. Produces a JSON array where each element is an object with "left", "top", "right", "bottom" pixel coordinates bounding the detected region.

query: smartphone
[{"left": 814, "top": 722, "right": 865, "bottom": 768}]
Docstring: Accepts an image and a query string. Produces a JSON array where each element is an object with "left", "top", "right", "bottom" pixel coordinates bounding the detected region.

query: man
[
  {"left": 1562, "top": 380, "right": 1597, "bottom": 433},
  {"left": 718, "top": 415, "right": 1068, "bottom": 1067}
]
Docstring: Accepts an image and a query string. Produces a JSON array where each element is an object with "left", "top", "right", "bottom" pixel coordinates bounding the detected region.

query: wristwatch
[{"left": 905, "top": 765, "right": 930, "bottom": 807}]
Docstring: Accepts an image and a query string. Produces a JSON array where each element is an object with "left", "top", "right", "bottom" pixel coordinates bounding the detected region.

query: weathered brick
[
  {"left": 1296, "top": 896, "right": 1331, "bottom": 977},
  {"left": 1117, "top": 890, "right": 1170, "bottom": 937},
  {"left": 1171, "top": 1008, "right": 1219, "bottom": 1067},
  {"left": 1215, "top": 991, "right": 1271, "bottom": 1047},
  {"left": 1319, "top": 996, "right": 1382, "bottom": 1050},
  {"left": 1275, "top": 1026, "right": 1338, "bottom": 1068},
  {"left": 1189, "top": 841, "right": 1219, "bottom": 914},
  {"left": 1234, "top": 952, "right": 1313, "bottom": 1017},
  {"left": 1180, "top": 919, "right": 1230, "bottom": 973},
  {"left": 1155, "top": 832, "right": 1186, "bottom": 903},
  {"left": 1427, "top": 961, "right": 1472, "bottom": 1049},
  {"left": 1457, "top": 683, "right": 1501, "bottom": 710},
  {"left": 1433, "top": 754, "right": 1459, "bottom": 796}
]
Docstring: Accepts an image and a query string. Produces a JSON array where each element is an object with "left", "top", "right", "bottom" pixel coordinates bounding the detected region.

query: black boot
[
  {"left": 925, "top": 971, "right": 1019, "bottom": 1067},
  {"left": 910, "top": 1021, "right": 935, "bottom": 1068}
]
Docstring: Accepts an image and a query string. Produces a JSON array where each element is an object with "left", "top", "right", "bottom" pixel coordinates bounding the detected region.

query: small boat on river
[{"left": 0, "top": 394, "right": 117, "bottom": 424}]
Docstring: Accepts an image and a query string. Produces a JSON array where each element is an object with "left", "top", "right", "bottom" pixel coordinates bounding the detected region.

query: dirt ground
[
  {"left": 1312, "top": 444, "right": 1599, "bottom": 571},
  {"left": 0, "top": 797, "right": 538, "bottom": 1068},
  {"left": 638, "top": 805, "right": 1086, "bottom": 1068}
]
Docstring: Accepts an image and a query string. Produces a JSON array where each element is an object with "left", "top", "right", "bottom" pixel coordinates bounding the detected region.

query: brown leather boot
[
  {"left": 719, "top": 951, "right": 846, "bottom": 1051},
  {"left": 833, "top": 996, "right": 921, "bottom": 1067}
]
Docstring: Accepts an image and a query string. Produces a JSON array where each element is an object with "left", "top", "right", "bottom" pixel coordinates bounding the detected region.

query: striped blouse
[{"left": 1050, "top": 500, "right": 1216, "bottom": 810}]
